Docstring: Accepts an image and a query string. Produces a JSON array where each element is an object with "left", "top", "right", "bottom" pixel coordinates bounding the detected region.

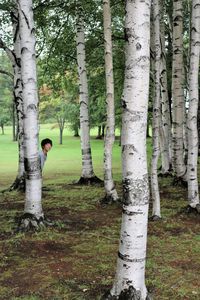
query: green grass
[{"left": 0, "top": 124, "right": 123, "bottom": 188}]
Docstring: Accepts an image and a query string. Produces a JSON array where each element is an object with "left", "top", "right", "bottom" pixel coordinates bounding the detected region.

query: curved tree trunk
[
  {"left": 150, "top": 0, "right": 161, "bottom": 220},
  {"left": 102, "top": 0, "right": 151, "bottom": 298},
  {"left": 171, "top": 0, "right": 186, "bottom": 180},
  {"left": 76, "top": 6, "right": 100, "bottom": 185},
  {"left": 102, "top": 0, "right": 118, "bottom": 204},
  {"left": 187, "top": 0, "right": 200, "bottom": 210},
  {"left": 18, "top": 0, "right": 43, "bottom": 230}
]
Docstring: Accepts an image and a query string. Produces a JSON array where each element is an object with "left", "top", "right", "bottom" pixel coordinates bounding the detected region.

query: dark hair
[{"left": 41, "top": 138, "right": 53, "bottom": 148}]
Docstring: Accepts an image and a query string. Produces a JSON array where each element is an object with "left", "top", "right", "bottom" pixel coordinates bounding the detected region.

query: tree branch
[
  {"left": 0, "top": 37, "right": 15, "bottom": 63},
  {"left": 0, "top": 68, "right": 14, "bottom": 79}
]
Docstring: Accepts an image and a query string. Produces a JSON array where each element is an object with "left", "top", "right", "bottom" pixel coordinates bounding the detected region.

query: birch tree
[
  {"left": 76, "top": 5, "right": 101, "bottom": 185},
  {"left": 186, "top": 0, "right": 200, "bottom": 212},
  {"left": 0, "top": 10, "right": 25, "bottom": 191},
  {"left": 9, "top": 9, "right": 25, "bottom": 191},
  {"left": 102, "top": 0, "right": 151, "bottom": 298},
  {"left": 17, "top": 0, "right": 43, "bottom": 230},
  {"left": 171, "top": 0, "right": 186, "bottom": 182},
  {"left": 102, "top": 0, "right": 118, "bottom": 204},
  {"left": 150, "top": 0, "right": 161, "bottom": 220},
  {"left": 159, "top": 0, "right": 172, "bottom": 175}
]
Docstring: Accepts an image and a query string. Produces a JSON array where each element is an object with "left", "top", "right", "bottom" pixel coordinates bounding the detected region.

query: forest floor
[{"left": 0, "top": 176, "right": 200, "bottom": 300}]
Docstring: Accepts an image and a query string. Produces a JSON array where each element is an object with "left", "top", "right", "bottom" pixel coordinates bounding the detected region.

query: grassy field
[
  {"left": 0, "top": 125, "right": 122, "bottom": 189},
  {"left": 0, "top": 125, "right": 199, "bottom": 300}
]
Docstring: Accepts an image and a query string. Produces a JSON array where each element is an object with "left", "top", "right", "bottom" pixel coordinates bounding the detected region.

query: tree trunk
[
  {"left": 187, "top": 0, "right": 200, "bottom": 210},
  {"left": 12, "top": 101, "right": 16, "bottom": 141},
  {"left": 102, "top": 0, "right": 151, "bottom": 298},
  {"left": 76, "top": 6, "right": 101, "bottom": 185},
  {"left": 171, "top": 0, "right": 186, "bottom": 180},
  {"left": 150, "top": 0, "right": 161, "bottom": 220},
  {"left": 1, "top": 124, "right": 4, "bottom": 135},
  {"left": 59, "top": 127, "right": 63, "bottom": 145},
  {"left": 74, "top": 126, "right": 79, "bottom": 137},
  {"left": 159, "top": 0, "right": 172, "bottom": 174},
  {"left": 9, "top": 9, "right": 25, "bottom": 191},
  {"left": 18, "top": 0, "right": 43, "bottom": 230},
  {"left": 102, "top": 0, "right": 118, "bottom": 204},
  {"left": 96, "top": 125, "right": 102, "bottom": 139}
]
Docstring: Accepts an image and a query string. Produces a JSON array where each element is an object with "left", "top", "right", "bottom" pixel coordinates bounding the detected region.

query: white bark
[
  {"left": 171, "top": 0, "right": 186, "bottom": 179},
  {"left": 18, "top": 0, "right": 42, "bottom": 218},
  {"left": 150, "top": 0, "right": 161, "bottom": 218},
  {"left": 110, "top": 0, "right": 151, "bottom": 298},
  {"left": 160, "top": 0, "right": 172, "bottom": 173},
  {"left": 12, "top": 9, "right": 25, "bottom": 181},
  {"left": 187, "top": 0, "right": 200, "bottom": 207},
  {"left": 76, "top": 7, "right": 95, "bottom": 179},
  {"left": 103, "top": 0, "right": 118, "bottom": 202}
]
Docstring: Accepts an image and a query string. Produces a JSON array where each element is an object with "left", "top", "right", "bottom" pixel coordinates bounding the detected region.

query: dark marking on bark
[
  {"left": 27, "top": 104, "right": 37, "bottom": 112},
  {"left": 136, "top": 43, "right": 141, "bottom": 50},
  {"left": 118, "top": 251, "right": 145, "bottom": 263},
  {"left": 21, "top": 9, "right": 30, "bottom": 30},
  {"left": 122, "top": 208, "right": 143, "bottom": 216},
  {"left": 81, "top": 148, "right": 91, "bottom": 155},
  {"left": 21, "top": 47, "right": 29, "bottom": 54},
  {"left": 122, "top": 100, "right": 127, "bottom": 109},
  {"left": 24, "top": 157, "right": 41, "bottom": 180},
  {"left": 122, "top": 174, "right": 149, "bottom": 205},
  {"left": 122, "top": 145, "right": 138, "bottom": 156}
]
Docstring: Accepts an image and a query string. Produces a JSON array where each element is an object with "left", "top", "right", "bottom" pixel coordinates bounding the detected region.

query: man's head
[{"left": 41, "top": 138, "right": 53, "bottom": 153}]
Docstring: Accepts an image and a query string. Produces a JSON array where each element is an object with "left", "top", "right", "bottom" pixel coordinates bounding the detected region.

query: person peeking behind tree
[{"left": 39, "top": 138, "right": 53, "bottom": 171}]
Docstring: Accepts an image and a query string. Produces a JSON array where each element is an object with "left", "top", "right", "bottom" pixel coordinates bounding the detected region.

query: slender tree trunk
[
  {"left": 76, "top": 6, "right": 101, "bottom": 185},
  {"left": 59, "top": 127, "right": 63, "bottom": 144},
  {"left": 1, "top": 124, "right": 4, "bottom": 135},
  {"left": 102, "top": 0, "right": 151, "bottom": 298},
  {"left": 159, "top": 0, "right": 172, "bottom": 174},
  {"left": 12, "top": 102, "right": 16, "bottom": 141},
  {"left": 102, "top": 0, "right": 118, "bottom": 204},
  {"left": 187, "top": 0, "right": 200, "bottom": 210},
  {"left": 18, "top": 0, "right": 43, "bottom": 230},
  {"left": 197, "top": 92, "right": 200, "bottom": 152},
  {"left": 150, "top": 0, "right": 161, "bottom": 220},
  {"left": 96, "top": 125, "right": 102, "bottom": 139},
  {"left": 171, "top": 0, "right": 186, "bottom": 180}
]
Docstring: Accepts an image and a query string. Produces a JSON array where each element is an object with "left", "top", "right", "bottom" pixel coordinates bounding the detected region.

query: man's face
[{"left": 43, "top": 143, "right": 52, "bottom": 152}]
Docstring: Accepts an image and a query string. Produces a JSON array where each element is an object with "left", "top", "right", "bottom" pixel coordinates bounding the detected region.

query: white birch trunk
[
  {"left": 171, "top": 0, "right": 186, "bottom": 179},
  {"left": 103, "top": 0, "right": 118, "bottom": 202},
  {"left": 76, "top": 7, "right": 95, "bottom": 180},
  {"left": 150, "top": 0, "right": 161, "bottom": 219},
  {"left": 18, "top": 0, "right": 43, "bottom": 219},
  {"left": 0, "top": 11, "right": 25, "bottom": 190},
  {"left": 187, "top": 0, "right": 200, "bottom": 208},
  {"left": 104, "top": 0, "right": 151, "bottom": 298},
  {"left": 11, "top": 9, "right": 25, "bottom": 188},
  {"left": 160, "top": 0, "right": 172, "bottom": 174}
]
